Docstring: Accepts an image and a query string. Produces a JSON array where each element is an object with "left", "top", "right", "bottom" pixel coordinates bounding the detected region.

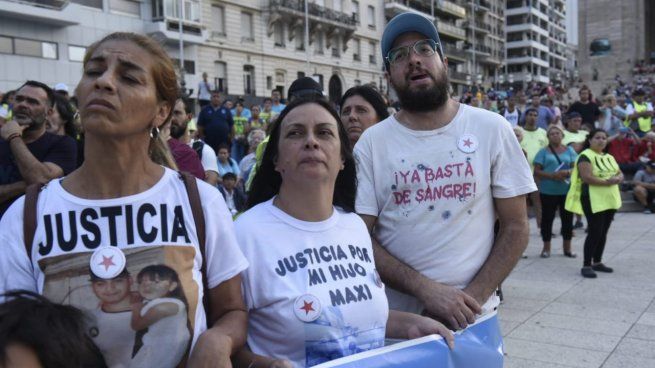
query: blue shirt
[
  {"left": 218, "top": 158, "right": 240, "bottom": 177},
  {"left": 533, "top": 146, "right": 578, "bottom": 195},
  {"left": 197, "top": 105, "right": 233, "bottom": 151},
  {"left": 520, "top": 105, "right": 554, "bottom": 129},
  {"left": 271, "top": 103, "right": 286, "bottom": 114}
]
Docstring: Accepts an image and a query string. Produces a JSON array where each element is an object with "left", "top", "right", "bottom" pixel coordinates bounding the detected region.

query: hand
[
  {"left": 553, "top": 170, "right": 569, "bottom": 181},
  {"left": 605, "top": 176, "right": 621, "bottom": 185},
  {"left": 0, "top": 119, "right": 27, "bottom": 141},
  {"left": 188, "top": 328, "right": 233, "bottom": 368},
  {"left": 406, "top": 315, "right": 455, "bottom": 349},
  {"left": 268, "top": 360, "right": 293, "bottom": 368},
  {"left": 418, "top": 282, "right": 482, "bottom": 330}
]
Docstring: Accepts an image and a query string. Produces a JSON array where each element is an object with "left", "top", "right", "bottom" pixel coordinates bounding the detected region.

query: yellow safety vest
[
  {"left": 630, "top": 102, "right": 652, "bottom": 133},
  {"left": 565, "top": 149, "right": 622, "bottom": 215}
]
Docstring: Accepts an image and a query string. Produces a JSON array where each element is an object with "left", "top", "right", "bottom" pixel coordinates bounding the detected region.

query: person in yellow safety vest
[
  {"left": 565, "top": 129, "right": 623, "bottom": 279},
  {"left": 625, "top": 88, "right": 653, "bottom": 137}
]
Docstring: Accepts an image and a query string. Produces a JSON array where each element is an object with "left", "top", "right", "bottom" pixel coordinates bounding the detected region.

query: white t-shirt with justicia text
[
  {"left": 0, "top": 168, "right": 248, "bottom": 368},
  {"left": 235, "top": 199, "right": 389, "bottom": 368}
]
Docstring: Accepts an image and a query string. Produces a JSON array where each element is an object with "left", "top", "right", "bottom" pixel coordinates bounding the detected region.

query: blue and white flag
[{"left": 311, "top": 311, "right": 503, "bottom": 368}]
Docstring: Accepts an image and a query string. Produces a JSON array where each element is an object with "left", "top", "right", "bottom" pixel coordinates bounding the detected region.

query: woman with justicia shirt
[{"left": 232, "top": 98, "right": 454, "bottom": 368}]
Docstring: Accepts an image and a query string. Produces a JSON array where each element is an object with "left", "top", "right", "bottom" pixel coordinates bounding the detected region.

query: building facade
[
  {"left": 577, "top": 0, "right": 653, "bottom": 91},
  {"left": 505, "top": 0, "right": 568, "bottom": 89},
  {"left": 199, "top": 0, "right": 385, "bottom": 105}
]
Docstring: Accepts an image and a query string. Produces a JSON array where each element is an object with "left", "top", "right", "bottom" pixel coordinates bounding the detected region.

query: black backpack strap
[
  {"left": 23, "top": 184, "right": 42, "bottom": 263},
  {"left": 178, "top": 171, "right": 211, "bottom": 325},
  {"left": 192, "top": 140, "right": 204, "bottom": 160}
]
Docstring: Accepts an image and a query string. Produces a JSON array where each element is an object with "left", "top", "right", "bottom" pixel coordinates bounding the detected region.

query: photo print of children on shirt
[{"left": 39, "top": 246, "right": 195, "bottom": 368}]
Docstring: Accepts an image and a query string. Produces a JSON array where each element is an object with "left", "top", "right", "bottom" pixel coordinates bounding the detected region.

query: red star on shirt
[
  {"left": 99, "top": 255, "right": 115, "bottom": 271},
  {"left": 463, "top": 138, "right": 473, "bottom": 148},
  {"left": 300, "top": 300, "right": 315, "bottom": 315}
]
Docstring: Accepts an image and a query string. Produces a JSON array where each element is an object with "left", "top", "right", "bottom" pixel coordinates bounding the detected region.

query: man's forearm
[
  {"left": 0, "top": 181, "right": 26, "bottom": 203},
  {"left": 373, "top": 239, "right": 437, "bottom": 298},
  {"left": 10, "top": 139, "right": 59, "bottom": 184},
  {"left": 464, "top": 216, "right": 529, "bottom": 304}
]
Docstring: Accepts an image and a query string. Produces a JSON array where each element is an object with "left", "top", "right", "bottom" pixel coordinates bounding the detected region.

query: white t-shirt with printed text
[
  {"left": 235, "top": 199, "right": 389, "bottom": 368},
  {"left": 354, "top": 104, "right": 536, "bottom": 314},
  {"left": 0, "top": 168, "right": 248, "bottom": 368}
]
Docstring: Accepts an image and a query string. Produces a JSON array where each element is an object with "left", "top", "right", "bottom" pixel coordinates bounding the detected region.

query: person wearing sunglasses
[{"left": 354, "top": 12, "right": 536, "bottom": 346}]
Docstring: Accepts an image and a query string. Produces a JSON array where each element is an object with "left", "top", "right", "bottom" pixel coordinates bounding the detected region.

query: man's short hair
[
  {"left": 524, "top": 107, "right": 538, "bottom": 115},
  {"left": 633, "top": 88, "right": 647, "bottom": 97},
  {"left": 18, "top": 80, "right": 55, "bottom": 107},
  {"left": 222, "top": 172, "right": 237, "bottom": 181},
  {"left": 263, "top": 97, "right": 272, "bottom": 103}
]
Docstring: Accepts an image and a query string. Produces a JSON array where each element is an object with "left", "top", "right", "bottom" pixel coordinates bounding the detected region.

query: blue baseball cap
[{"left": 381, "top": 12, "right": 443, "bottom": 68}]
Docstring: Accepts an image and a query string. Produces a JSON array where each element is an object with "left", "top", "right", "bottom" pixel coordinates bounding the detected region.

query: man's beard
[
  {"left": 14, "top": 110, "right": 46, "bottom": 131},
  {"left": 393, "top": 68, "right": 450, "bottom": 112},
  {"left": 170, "top": 121, "right": 188, "bottom": 139}
]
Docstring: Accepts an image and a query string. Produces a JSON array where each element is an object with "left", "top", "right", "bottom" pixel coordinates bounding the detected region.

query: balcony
[
  {"left": 149, "top": 0, "right": 205, "bottom": 44},
  {"left": 466, "top": 20, "right": 491, "bottom": 34},
  {"left": 434, "top": 0, "right": 466, "bottom": 19},
  {"left": 465, "top": 43, "right": 491, "bottom": 55},
  {"left": 442, "top": 44, "right": 467, "bottom": 61},
  {"left": 473, "top": 0, "right": 490, "bottom": 13},
  {"left": 449, "top": 70, "right": 470, "bottom": 83},
  {"left": 384, "top": 0, "right": 433, "bottom": 22},
  {"left": 0, "top": 0, "right": 81, "bottom": 26},
  {"left": 437, "top": 21, "right": 466, "bottom": 41},
  {"left": 270, "top": 0, "right": 357, "bottom": 51}
]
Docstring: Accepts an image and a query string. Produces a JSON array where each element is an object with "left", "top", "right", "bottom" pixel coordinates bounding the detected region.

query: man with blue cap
[{"left": 355, "top": 12, "right": 536, "bottom": 333}]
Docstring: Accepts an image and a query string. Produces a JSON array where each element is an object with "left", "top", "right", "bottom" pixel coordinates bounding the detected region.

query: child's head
[
  {"left": 0, "top": 290, "right": 107, "bottom": 368},
  {"left": 217, "top": 143, "right": 230, "bottom": 163},
  {"left": 136, "top": 265, "right": 184, "bottom": 302},
  {"left": 222, "top": 172, "right": 237, "bottom": 190},
  {"left": 251, "top": 105, "right": 260, "bottom": 116},
  {"left": 90, "top": 269, "right": 132, "bottom": 308}
]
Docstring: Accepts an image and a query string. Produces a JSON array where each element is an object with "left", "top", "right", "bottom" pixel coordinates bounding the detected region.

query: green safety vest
[
  {"left": 627, "top": 102, "right": 652, "bottom": 133},
  {"left": 565, "top": 149, "right": 622, "bottom": 215}
]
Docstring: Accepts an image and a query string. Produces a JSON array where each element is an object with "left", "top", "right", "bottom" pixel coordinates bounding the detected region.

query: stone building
[{"left": 577, "top": 0, "right": 654, "bottom": 91}]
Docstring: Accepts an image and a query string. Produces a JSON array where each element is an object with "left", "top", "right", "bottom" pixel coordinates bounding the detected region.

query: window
[
  {"left": 68, "top": 45, "right": 86, "bottom": 62},
  {"left": 297, "top": 71, "right": 305, "bottom": 79},
  {"left": 275, "top": 71, "right": 285, "bottom": 84},
  {"left": 160, "top": 0, "right": 200, "bottom": 22},
  {"left": 0, "top": 36, "right": 13, "bottom": 54},
  {"left": 367, "top": 5, "right": 375, "bottom": 29},
  {"left": 266, "top": 76, "right": 273, "bottom": 90},
  {"left": 354, "top": 79, "right": 361, "bottom": 86},
  {"left": 72, "top": 0, "right": 103, "bottom": 9},
  {"left": 352, "top": 0, "right": 359, "bottom": 23},
  {"left": 368, "top": 41, "right": 376, "bottom": 64},
  {"left": 315, "top": 0, "right": 325, "bottom": 6},
  {"left": 171, "top": 58, "right": 196, "bottom": 74},
  {"left": 295, "top": 27, "right": 305, "bottom": 51},
  {"left": 211, "top": 6, "right": 225, "bottom": 36},
  {"left": 333, "top": 0, "right": 342, "bottom": 12},
  {"left": 109, "top": 0, "right": 140, "bottom": 16},
  {"left": 12, "top": 38, "right": 58, "bottom": 59},
  {"left": 331, "top": 36, "right": 340, "bottom": 57},
  {"left": 214, "top": 61, "right": 227, "bottom": 93},
  {"left": 243, "top": 65, "right": 255, "bottom": 95},
  {"left": 241, "top": 12, "right": 254, "bottom": 41},
  {"left": 353, "top": 38, "right": 361, "bottom": 61},
  {"left": 313, "top": 74, "right": 324, "bottom": 89},
  {"left": 314, "top": 32, "right": 324, "bottom": 54},
  {"left": 274, "top": 23, "right": 284, "bottom": 46}
]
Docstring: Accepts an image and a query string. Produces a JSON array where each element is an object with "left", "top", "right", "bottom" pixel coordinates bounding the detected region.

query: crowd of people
[{"left": 0, "top": 11, "right": 651, "bottom": 368}]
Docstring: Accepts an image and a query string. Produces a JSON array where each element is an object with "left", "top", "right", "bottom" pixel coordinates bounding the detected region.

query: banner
[{"left": 311, "top": 311, "right": 503, "bottom": 368}]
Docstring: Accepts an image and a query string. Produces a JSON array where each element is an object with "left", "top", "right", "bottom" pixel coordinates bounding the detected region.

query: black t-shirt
[
  {"left": 577, "top": 155, "right": 591, "bottom": 196},
  {"left": 0, "top": 132, "right": 77, "bottom": 217},
  {"left": 568, "top": 101, "right": 601, "bottom": 126}
]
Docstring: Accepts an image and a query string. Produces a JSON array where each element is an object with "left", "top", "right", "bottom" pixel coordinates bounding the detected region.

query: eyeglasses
[{"left": 386, "top": 39, "right": 440, "bottom": 66}]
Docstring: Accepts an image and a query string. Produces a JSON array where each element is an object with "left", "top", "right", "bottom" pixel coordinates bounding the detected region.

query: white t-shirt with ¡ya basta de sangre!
[
  {"left": 236, "top": 199, "right": 389, "bottom": 368},
  {"left": 354, "top": 104, "right": 536, "bottom": 314},
  {"left": 0, "top": 168, "right": 248, "bottom": 368}
]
